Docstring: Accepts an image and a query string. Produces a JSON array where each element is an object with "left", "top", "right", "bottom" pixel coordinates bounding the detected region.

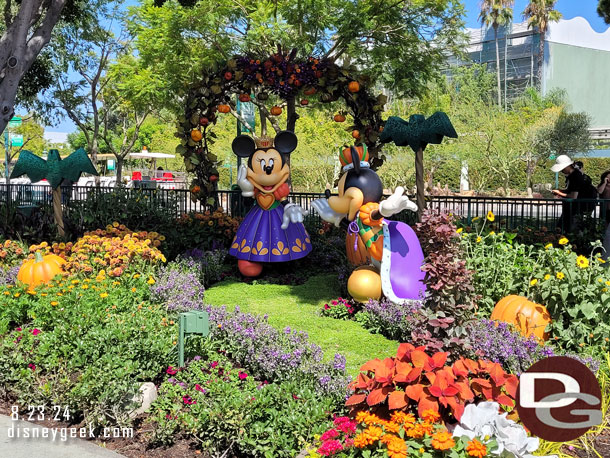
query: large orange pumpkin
[
  {"left": 346, "top": 233, "right": 371, "bottom": 266},
  {"left": 490, "top": 295, "right": 551, "bottom": 342},
  {"left": 18, "top": 252, "right": 65, "bottom": 287}
]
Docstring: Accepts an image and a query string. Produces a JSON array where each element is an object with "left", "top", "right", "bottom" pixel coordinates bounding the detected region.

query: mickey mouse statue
[
  {"left": 312, "top": 145, "right": 426, "bottom": 303},
  {"left": 229, "top": 131, "right": 311, "bottom": 277}
]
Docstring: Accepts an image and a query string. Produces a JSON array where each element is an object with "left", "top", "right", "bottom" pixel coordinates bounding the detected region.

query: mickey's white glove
[
  {"left": 281, "top": 203, "right": 308, "bottom": 229},
  {"left": 311, "top": 199, "right": 346, "bottom": 227},
  {"left": 237, "top": 164, "right": 254, "bottom": 197},
  {"left": 379, "top": 186, "right": 418, "bottom": 217}
]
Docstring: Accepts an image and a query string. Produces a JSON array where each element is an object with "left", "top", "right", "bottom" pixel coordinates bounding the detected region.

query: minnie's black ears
[
  {"left": 274, "top": 131, "right": 298, "bottom": 154},
  {"left": 232, "top": 135, "right": 256, "bottom": 158}
]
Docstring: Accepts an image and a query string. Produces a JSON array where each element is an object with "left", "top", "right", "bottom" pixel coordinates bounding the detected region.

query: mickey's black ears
[
  {"left": 274, "top": 131, "right": 298, "bottom": 154},
  {"left": 232, "top": 135, "right": 256, "bottom": 158},
  {"left": 350, "top": 146, "right": 361, "bottom": 174}
]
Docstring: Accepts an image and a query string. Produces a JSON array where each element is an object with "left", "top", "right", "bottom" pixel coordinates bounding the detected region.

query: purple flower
[{"left": 193, "top": 355, "right": 202, "bottom": 361}]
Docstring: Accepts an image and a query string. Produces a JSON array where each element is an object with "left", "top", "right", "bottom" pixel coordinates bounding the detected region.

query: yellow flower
[
  {"left": 604, "top": 288, "right": 608, "bottom": 292},
  {"left": 13, "top": 292, "right": 20, "bottom": 298},
  {"left": 530, "top": 279, "right": 538, "bottom": 286},
  {"left": 599, "top": 278, "right": 604, "bottom": 283},
  {"left": 147, "top": 278, "right": 155, "bottom": 285},
  {"left": 576, "top": 255, "right": 589, "bottom": 269},
  {"left": 71, "top": 279, "right": 80, "bottom": 284},
  {"left": 100, "top": 292, "right": 109, "bottom": 298},
  {"left": 133, "top": 274, "right": 141, "bottom": 279},
  {"left": 545, "top": 243, "right": 552, "bottom": 249},
  {"left": 600, "top": 259, "right": 607, "bottom": 264},
  {"left": 556, "top": 272, "right": 565, "bottom": 280},
  {"left": 471, "top": 217, "right": 479, "bottom": 221},
  {"left": 131, "top": 287, "right": 137, "bottom": 293},
  {"left": 112, "top": 222, "right": 119, "bottom": 228},
  {"left": 476, "top": 236, "right": 482, "bottom": 243},
  {"left": 456, "top": 228, "right": 463, "bottom": 234},
  {"left": 50, "top": 301, "right": 58, "bottom": 306},
  {"left": 558, "top": 237, "right": 569, "bottom": 245},
  {"left": 486, "top": 211, "right": 495, "bottom": 222},
  {"left": 3, "top": 291, "right": 9, "bottom": 295},
  {"left": 489, "top": 231, "right": 495, "bottom": 235},
  {"left": 606, "top": 281, "right": 610, "bottom": 286},
  {"left": 544, "top": 274, "right": 551, "bottom": 280}
]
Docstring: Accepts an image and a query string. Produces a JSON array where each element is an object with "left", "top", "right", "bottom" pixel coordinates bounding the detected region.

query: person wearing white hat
[{"left": 551, "top": 155, "right": 597, "bottom": 232}]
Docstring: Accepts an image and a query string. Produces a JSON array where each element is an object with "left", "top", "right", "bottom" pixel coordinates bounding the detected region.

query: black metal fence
[{"left": 1, "top": 184, "right": 608, "bottom": 232}]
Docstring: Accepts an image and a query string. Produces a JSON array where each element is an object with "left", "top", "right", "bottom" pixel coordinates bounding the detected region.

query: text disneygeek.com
[{"left": 7, "top": 424, "right": 134, "bottom": 441}]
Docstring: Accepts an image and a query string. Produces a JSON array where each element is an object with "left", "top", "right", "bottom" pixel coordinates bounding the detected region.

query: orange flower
[
  {"left": 421, "top": 409, "right": 441, "bottom": 423},
  {"left": 382, "top": 421, "right": 401, "bottom": 434},
  {"left": 466, "top": 439, "right": 487, "bottom": 458},
  {"left": 391, "top": 411, "right": 416, "bottom": 426},
  {"left": 364, "top": 426, "right": 383, "bottom": 442},
  {"left": 419, "top": 421, "right": 434, "bottom": 436},
  {"left": 353, "top": 433, "right": 369, "bottom": 448},
  {"left": 380, "top": 434, "right": 397, "bottom": 445},
  {"left": 386, "top": 436, "right": 408, "bottom": 458},
  {"left": 431, "top": 430, "right": 455, "bottom": 451},
  {"left": 406, "top": 423, "right": 425, "bottom": 439}
]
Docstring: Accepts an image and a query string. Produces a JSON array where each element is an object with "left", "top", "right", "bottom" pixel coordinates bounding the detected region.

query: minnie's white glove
[
  {"left": 379, "top": 186, "right": 418, "bottom": 217},
  {"left": 237, "top": 164, "right": 254, "bottom": 197},
  {"left": 281, "top": 203, "right": 308, "bottom": 229}
]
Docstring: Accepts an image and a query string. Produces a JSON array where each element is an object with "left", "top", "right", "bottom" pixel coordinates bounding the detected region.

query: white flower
[{"left": 451, "top": 402, "right": 556, "bottom": 458}]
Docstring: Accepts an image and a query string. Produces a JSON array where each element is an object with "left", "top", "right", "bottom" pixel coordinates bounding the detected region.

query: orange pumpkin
[
  {"left": 190, "top": 130, "right": 203, "bottom": 142},
  {"left": 218, "top": 104, "right": 231, "bottom": 114},
  {"left": 490, "top": 295, "right": 551, "bottom": 342},
  {"left": 270, "top": 106, "right": 282, "bottom": 116},
  {"left": 346, "top": 233, "right": 371, "bottom": 266},
  {"left": 300, "top": 99, "right": 309, "bottom": 106},
  {"left": 303, "top": 87, "right": 317, "bottom": 95},
  {"left": 239, "top": 93, "right": 251, "bottom": 102},
  {"left": 334, "top": 114, "right": 346, "bottom": 123},
  {"left": 348, "top": 81, "right": 360, "bottom": 93},
  {"left": 352, "top": 130, "right": 360, "bottom": 139},
  {"left": 18, "top": 252, "right": 65, "bottom": 287}
]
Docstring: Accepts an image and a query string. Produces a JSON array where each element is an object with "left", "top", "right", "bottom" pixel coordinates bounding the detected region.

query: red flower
[
  {"left": 28, "top": 363, "right": 36, "bottom": 371},
  {"left": 31, "top": 329, "right": 41, "bottom": 336},
  {"left": 238, "top": 371, "right": 248, "bottom": 380},
  {"left": 166, "top": 366, "right": 178, "bottom": 375},
  {"left": 320, "top": 429, "right": 340, "bottom": 441},
  {"left": 210, "top": 361, "right": 219, "bottom": 368},
  {"left": 182, "top": 396, "right": 196, "bottom": 405}
]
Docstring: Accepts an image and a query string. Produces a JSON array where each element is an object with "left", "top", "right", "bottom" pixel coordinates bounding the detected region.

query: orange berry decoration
[
  {"left": 190, "top": 130, "right": 203, "bottom": 142},
  {"left": 334, "top": 113, "right": 346, "bottom": 122},
  {"left": 238, "top": 93, "right": 251, "bottom": 102},
  {"left": 352, "top": 130, "right": 360, "bottom": 139},
  {"left": 348, "top": 81, "right": 360, "bottom": 93},
  {"left": 270, "top": 106, "right": 282, "bottom": 116},
  {"left": 300, "top": 99, "right": 309, "bottom": 106},
  {"left": 217, "top": 104, "right": 231, "bottom": 113}
]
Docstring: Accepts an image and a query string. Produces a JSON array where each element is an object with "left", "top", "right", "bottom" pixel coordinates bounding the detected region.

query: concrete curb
[{"left": 0, "top": 415, "right": 125, "bottom": 457}]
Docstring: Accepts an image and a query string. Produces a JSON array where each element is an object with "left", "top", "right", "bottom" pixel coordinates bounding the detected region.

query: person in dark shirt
[{"left": 551, "top": 155, "right": 597, "bottom": 232}]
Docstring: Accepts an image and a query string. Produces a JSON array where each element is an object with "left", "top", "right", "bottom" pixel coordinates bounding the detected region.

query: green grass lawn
[{"left": 205, "top": 274, "right": 399, "bottom": 376}]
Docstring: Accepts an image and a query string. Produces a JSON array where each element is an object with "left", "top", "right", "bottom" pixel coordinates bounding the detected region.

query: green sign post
[
  {"left": 11, "top": 135, "right": 23, "bottom": 147},
  {"left": 8, "top": 116, "right": 21, "bottom": 128},
  {"left": 178, "top": 311, "right": 209, "bottom": 366}
]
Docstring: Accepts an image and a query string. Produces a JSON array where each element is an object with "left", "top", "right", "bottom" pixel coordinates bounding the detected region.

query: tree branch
[
  {"left": 229, "top": 108, "right": 258, "bottom": 138},
  {"left": 249, "top": 98, "right": 281, "bottom": 134}
]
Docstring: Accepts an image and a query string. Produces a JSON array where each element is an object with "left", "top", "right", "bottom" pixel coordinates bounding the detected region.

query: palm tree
[
  {"left": 479, "top": 0, "right": 514, "bottom": 108},
  {"left": 523, "top": 0, "right": 562, "bottom": 86}
]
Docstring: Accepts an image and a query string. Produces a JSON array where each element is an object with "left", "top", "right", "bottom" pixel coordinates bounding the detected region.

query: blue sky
[{"left": 46, "top": 0, "right": 610, "bottom": 134}]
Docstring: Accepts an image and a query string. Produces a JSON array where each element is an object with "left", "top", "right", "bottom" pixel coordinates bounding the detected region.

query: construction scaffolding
[{"left": 444, "top": 22, "right": 542, "bottom": 107}]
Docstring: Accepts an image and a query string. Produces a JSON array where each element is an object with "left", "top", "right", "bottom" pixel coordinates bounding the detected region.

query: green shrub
[
  {"left": 149, "top": 348, "right": 336, "bottom": 457},
  {"left": 0, "top": 274, "right": 174, "bottom": 428}
]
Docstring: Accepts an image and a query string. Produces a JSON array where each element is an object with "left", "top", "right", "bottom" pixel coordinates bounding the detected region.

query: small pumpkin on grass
[
  {"left": 490, "top": 295, "right": 551, "bottom": 342},
  {"left": 18, "top": 252, "right": 65, "bottom": 287}
]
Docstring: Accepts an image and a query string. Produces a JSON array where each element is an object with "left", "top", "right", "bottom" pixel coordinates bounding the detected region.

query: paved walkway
[{"left": 0, "top": 415, "right": 124, "bottom": 458}]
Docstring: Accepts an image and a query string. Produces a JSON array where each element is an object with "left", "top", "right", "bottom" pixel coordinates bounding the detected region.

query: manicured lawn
[{"left": 205, "top": 274, "right": 399, "bottom": 376}]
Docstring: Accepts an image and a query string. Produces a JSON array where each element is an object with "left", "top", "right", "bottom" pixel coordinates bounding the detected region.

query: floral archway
[{"left": 176, "top": 48, "right": 388, "bottom": 202}]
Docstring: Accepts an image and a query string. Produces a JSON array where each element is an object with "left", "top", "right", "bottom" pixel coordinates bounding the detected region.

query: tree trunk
[
  {"left": 0, "top": 0, "right": 66, "bottom": 133},
  {"left": 415, "top": 147, "right": 426, "bottom": 221},
  {"left": 52, "top": 186, "right": 65, "bottom": 237},
  {"left": 526, "top": 155, "right": 534, "bottom": 198},
  {"left": 494, "top": 26, "right": 502, "bottom": 108},
  {"left": 538, "top": 30, "right": 545, "bottom": 88},
  {"left": 116, "top": 155, "right": 124, "bottom": 187}
]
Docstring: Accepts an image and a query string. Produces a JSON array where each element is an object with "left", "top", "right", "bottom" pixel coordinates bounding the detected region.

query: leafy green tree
[
  {"left": 549, "top": 111, "right": 591, "bottom": 156},
  {"left": 126, "top": 0, "right": 465, "bottom": 114},
  {"left": 523, "top": 0, "right": 562, "bottom": 84},
  {"left": 479, "top": 0, "right": 514, "bottom": 108},
  {"left": 599, "top": 0, "right": 610, "bottom": 24},
  {"left": 0, "top": 0, "right": 103, "bottom": 133},
  {"left": 0, "top": 114, "right": 47, "bottom": 176}
]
